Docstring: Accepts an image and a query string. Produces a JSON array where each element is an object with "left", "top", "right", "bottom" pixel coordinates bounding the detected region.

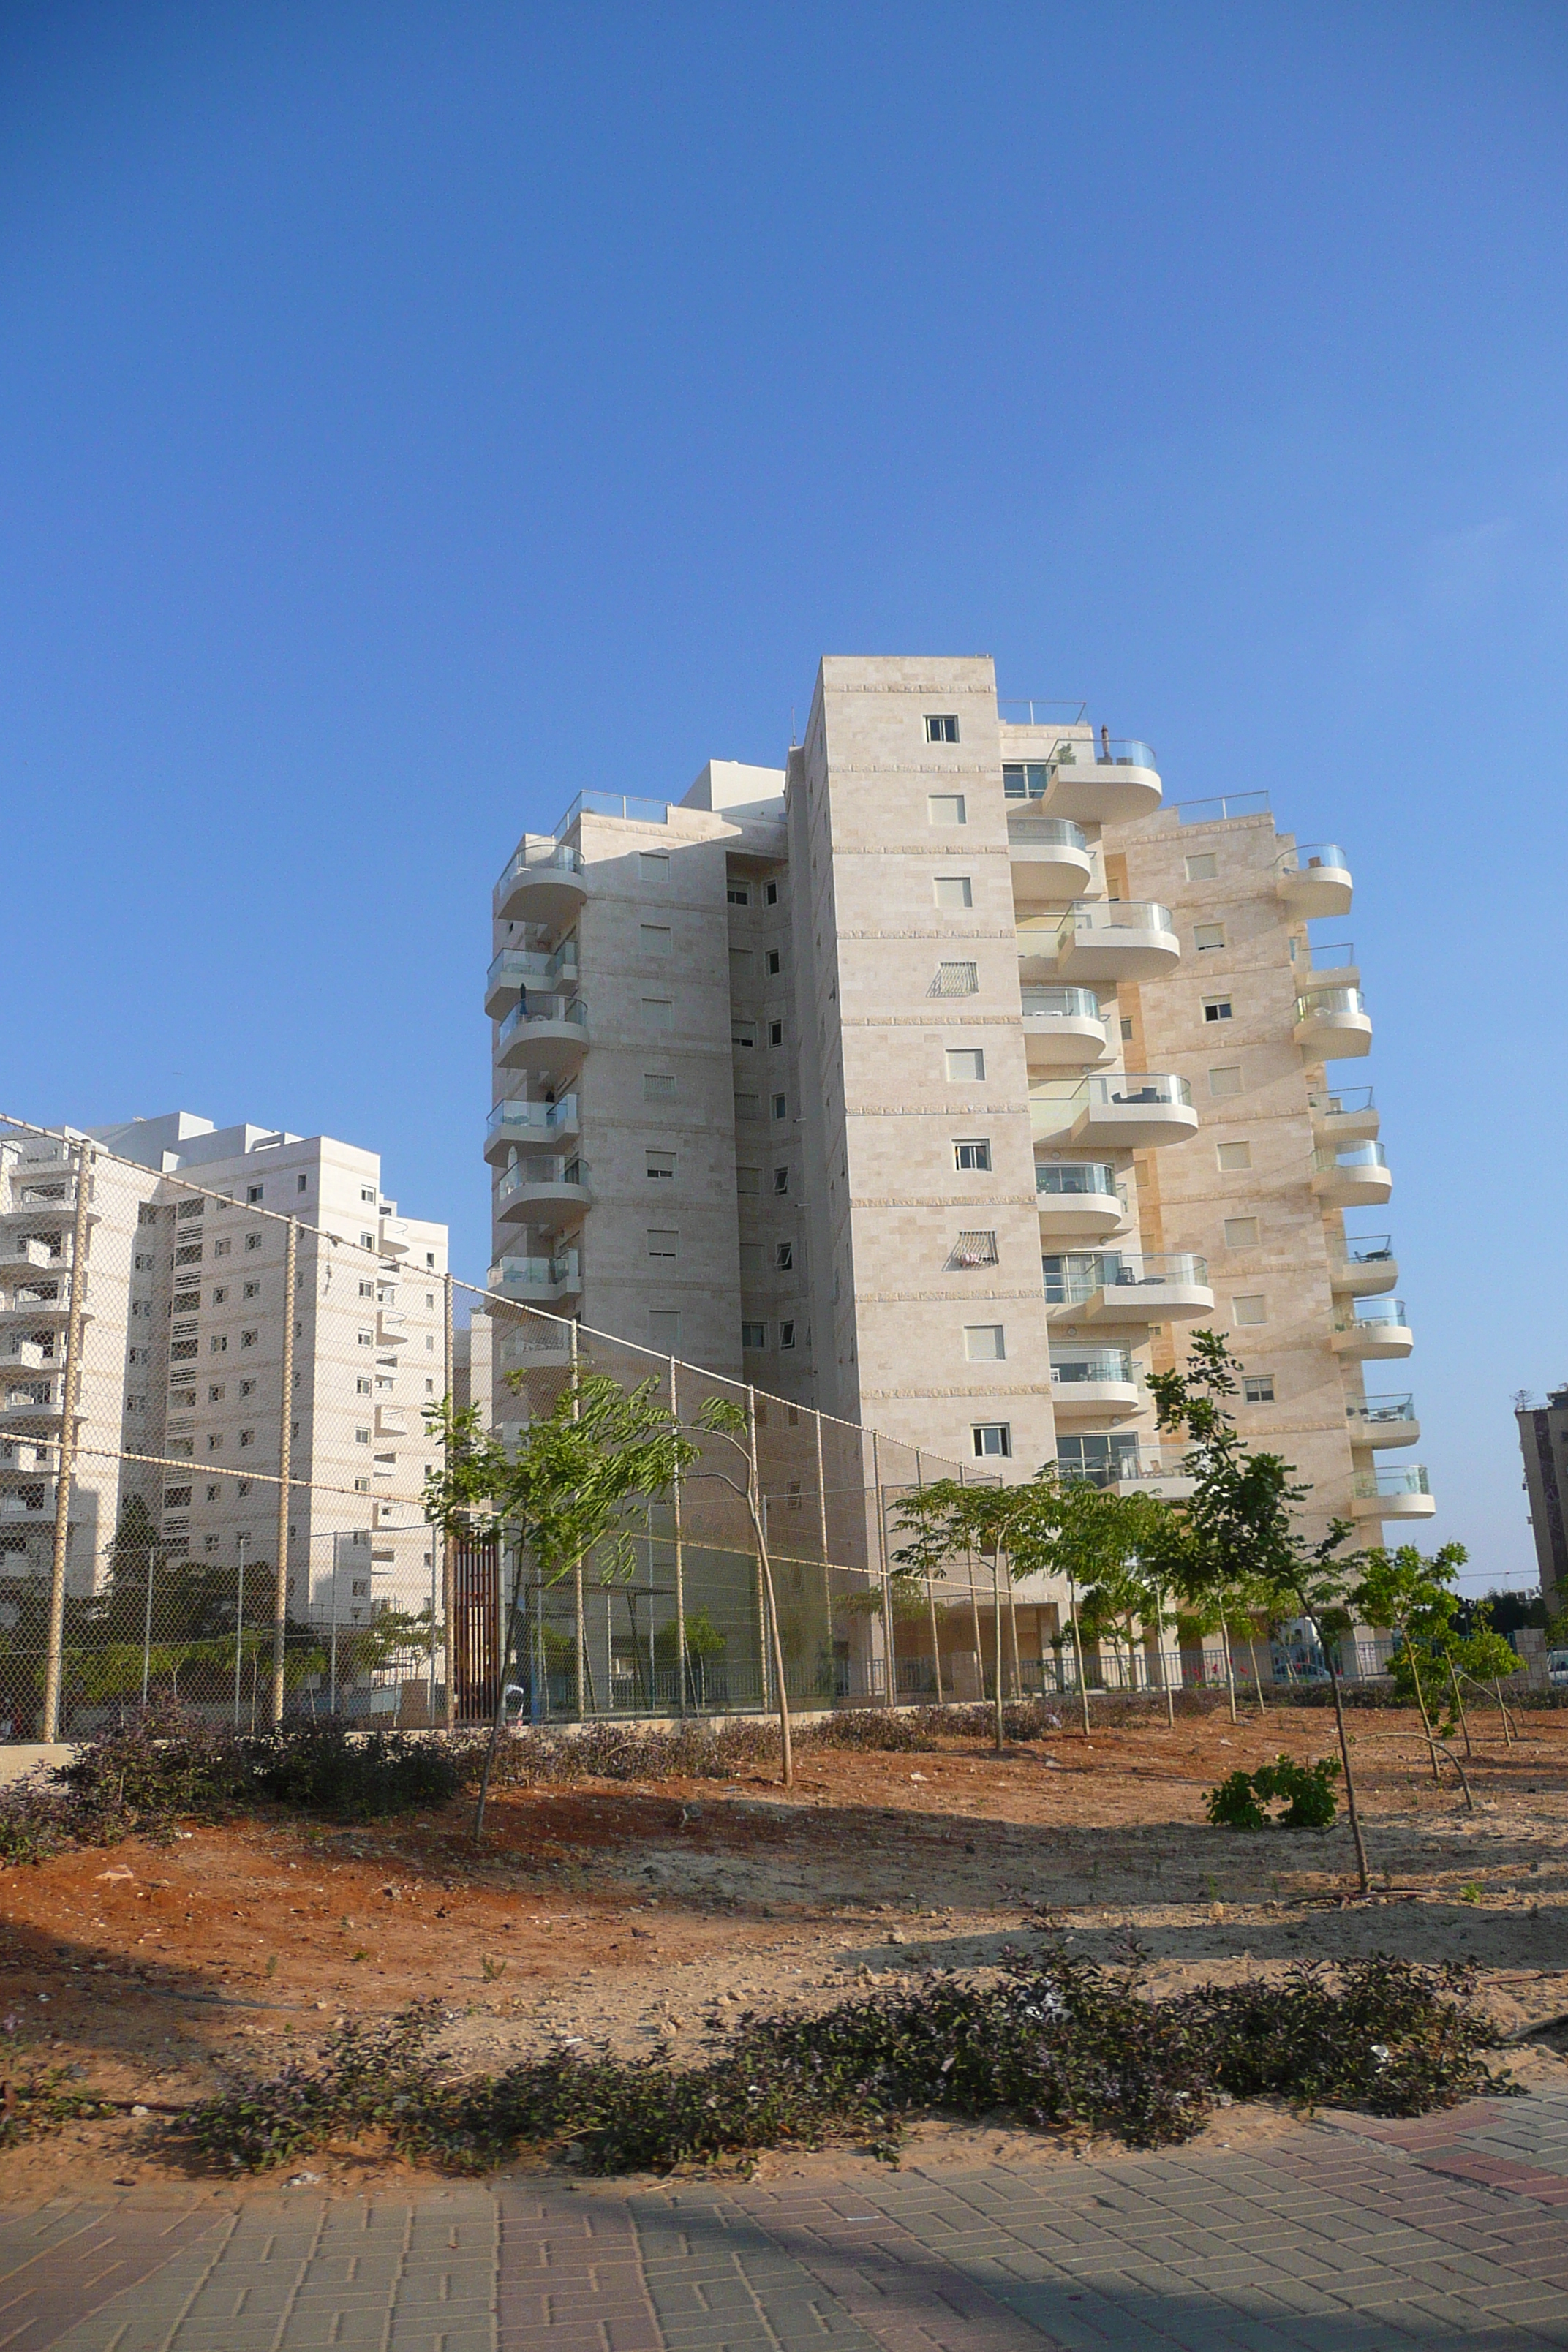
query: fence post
[
  {"left": 959, "top": 1460, "right": 984, "bottom": 1705},
  {"left": 41, "top": 1142, "right": 93, "bottom": 1744},
  {"left": 747, "top": 1385, "right": 768, "bottom": 1711},
  {"left": 570, "top": 1320, "right": 586, "bottom": 1720},
  {"left": 815, "top": 1409, "right": 832, "bottom": 1700},
  {"left": 442, "top": 1273, "right": 456, "bottom": 1730},
  {"left": 871, "top": 1430, "right": 894, "bottom": 1708},
  {"left": 270, "top": 1216, "right": 298, "bottom": 1726},
  {"left": 916, "top": 1449, "right": 943, "bottom": 1705},
  {"left": 669, "top": 1354, "right": 685, "bottom": 1716}
]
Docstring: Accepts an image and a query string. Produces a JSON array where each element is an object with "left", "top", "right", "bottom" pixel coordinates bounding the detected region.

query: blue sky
[{"left": 3, "top": 2, "right": 1565, "bottom": 1591}]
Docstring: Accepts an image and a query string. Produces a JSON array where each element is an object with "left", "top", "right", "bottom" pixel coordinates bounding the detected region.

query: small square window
[
  {"left": 641, "top": 997, "right": 674, "bottom": 1029},
  {"left": 354, "top": 1476, "right": 371, "bottom": 1494},
  {"left": 1186, "top": 852, "right": 1218, "bottom": 881},
  {"left": 972, "top": 1423, "right": 1011, "bottom": 1459},
  {"left": 727, "top": 883, "right": 752, "bottom": 906},
  {"left": 208, "top": 1382, "right": 225, "bottom": 1402},
  {"left": 359, "top": 1280, "right": 376, "bottom": 1298},
  {"left": 925, "top": 714, "right": 960, "bottom": 742},
  {"left": 1243, "top": 1374, "right": 1275, "bottom": 1403},
  {"left": 356, "top": 1376, "right": 372, "bottom": 1395},
  {"left": 212, "top": 1237, "right": 230, "bottom": 1258},
  {"left": 774, "top": 1240, "right": 794, "bottom": 1270},
  {"left": 239, "top": 1378, "right": 255, "bottom": 1397},
  {"left": 732, "top": 1020, "right": 758, "bottom": 1049},
  {"left": 209, "top": 1335, "right": 227, "bottom": 1354},
  {"left": 1232, "top": 1294, "right": 1267, "bottom": 1327},
  {"left": 768, "top": 1019, "right": 783, "bottom": 1047},
  {"left": 643, "top": 1072, "right": 676, "bottom": 1100},
  {"left": 1224, "top": 1216, "right": 1259, "bottom": 1248},
  {"left": 780, "top": 1319, "right": 796, "bottom": 1349},
  {"left": 764, "top": 880, "right": 779, "bottom": 905},
  {"left": 946, "top": 1048, "right": 985, "bottom": 1082},
  {"left": 1208, "top": 1066, "right": 1243, "bottom": 1097},
  {"left": 927, "top": 794, "right": 966, "bottom": 826},
  {"left": 1204, "top": 998, "right": 1233, "bottom": 1022},
  {"left": 211, "top": 1286, "right": 227, "bottom": 1305},
  {"left": 953, "top": 1139, "right": 991, "bottom": 1172},
  {"left": 640, "top": 923, "right": 671, "bottom": 954},
  {"left": 736, "top": 1166, "right": 761, "bottom": 1196},
  {"left": 964, "top": 1324, "right": 1006, "bottom": 1362},
  {"left": 244, "top": 1232, "right": 261, "bottom": 1252},
  {"left": 242, "top": 1280, "right": 260, "bottom": 1300},
  {"left": 1194, "top": 923, "right": 1226, "bottom": 951},
  {"left": 934, "top": 875, "right": 973, "bottom": 909},
  {"left": 934, "top": 960, "right": 979, "bottom": 996},
  {"left": 772, "top": 1166, "right": 789, "bottom": 1195},
  {"left": 771, "top": 1093, "right": 788, "bottom": 1120},
  {"left": 355, "top": 1426, "right": 372, "bottom": 1444},
  {"left": 640, "top": 851, "right": 669, "bottom": 883},
  {"left": 360, "top": 1231, "right": 375, "bottom": 1249},
  {"left": 361, "top": 1187, "right": 377, "bottom": 1204},
  {"left": 206, "top": 1483, "right": 219, "bottom": 1501},
  {"left": 646, "top": 1152, "right": 676, "bottom": 1181},
  {"left": 246, "top": 1184, "right": 263, "bottom": 1204},
  {"left": 240, "top": 1327, "right": 258, "bottom": 1348},
  {"left": 1216, "top": 1140, "right": 1252, "bottom": 1171},
  {"left": 766, "top": 948, "right": 781, "bottom": 976},
  {"left": 741, "top": 1320, "right": 767, "bottom": 1349},
  {"left": 647, "top": 1229, "right": 678, "bottom": 1260}
]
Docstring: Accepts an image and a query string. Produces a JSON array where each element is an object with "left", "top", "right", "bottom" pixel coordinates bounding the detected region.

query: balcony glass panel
[
  {"left": 496, "top": 1154, "right": 588, "bottom": 1205},
  {"left": 1042, "top": 1251, "right": 1209, "bottom": 1305},
  {"left": 487, "top": 1095, "right": 579, "bottom": 1145},
  {"left": 1021, "top": 987, "right": 1101, "bottom": 1019},
  {"left": 1050, "top": 738, "right": 1157, "bottom": 769},
  {"left": 1060, "top": 900, "right": 1175, "bottom": 938},
  {"left": 1315, "top": 1144, "right": 1389, "bottom": 1173},
  {"left": 1309, "top": 1087, "right": 1375, "bottom": 1119},
  {"left": 1049, "top": 1347, "right": 1135, "bottom": 1384},
  {"left": 1333, "top": 1297, "right": 1408, "bottom": 1330},
  {"left": 1346, "top": 1395, "right": 1414, "bottom": 1428},
  {"left": 1006, "top": 814, "right": 1088, "bottom": 846},
  {"left": 1056, "top": 1441, "right": 1189, "bottom": 1487},
  {"left": 1036, "top": 1161, "right": 1118, "bottom": 1196},
  {"left": 552, "top": 789, "right": 670, "bottom": 834},
  {"left": 1088, "top": 1072, "right": 1192, "bottom": 1107},
  {"left": 1352, "top": 1466, "right": 1431, "bottom": 1499},
  {"left": 1296, "top": 987, "right": 1368, "bottom": 1020},
  {"left": 487, "top": 945, "right": 578, "bottom": 996},
  {"left": 1337, "top": 1235, "right": 1393, "bottom": 1266},
  {"left": 497, "top": 995, "right": 588, "bottom": 1048},
  {"left": 496, "top": 841, "right": 583, "bottom": 892},
  {"left": 1278, "top": 843, "right": 1348, "bottom": 875}
]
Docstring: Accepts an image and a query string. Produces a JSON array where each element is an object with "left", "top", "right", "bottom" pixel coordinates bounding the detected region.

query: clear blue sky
[{"left": 4, "top": 3, "right": 1566, "bottom": 1591}]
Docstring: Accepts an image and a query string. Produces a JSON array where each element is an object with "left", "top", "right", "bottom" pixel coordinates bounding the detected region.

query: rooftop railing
[
  {"left": 1049, "top": 736, "right": 1157, "bottom": 770},
  {"left": 554, "top": 788, "right": 671, "bottom": 837},
  {"left": 1173, "top": 792, "right": 1271, "bottom": 824},
  {"left": 1036, "top": 1160, "right": 1118, "bottom": 1196},
  {"left": 997, "top": 700, "right": 1088, "bottom": 728}
]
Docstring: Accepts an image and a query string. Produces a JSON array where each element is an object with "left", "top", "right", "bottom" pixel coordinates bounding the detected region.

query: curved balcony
[
  {"left": 1033, "top": 1071, "right": 1199, "bottom": 1152},
  {"left": 1049, "top": 1346, "right": 1140, "bottom": 1421},
  {"left": 1312, "top": 1142, "right": 1392, "bottom": 1209},
  {"left": 1056, "top": 1445, "right": 1196, "bottom": 1500},
  {"left": 495, "top": 993, "right": 589, "bottom": 1079},
  {"left": 1294, "top": 986, "right": 1372, "bottom": 1061},
  {"left": 1020, "top": 986, "right": 1112, "bottom": 1068},
  {"left": 1276, "top": 843, "right": 1352, "bottom": 917},
  {"left": 1346, "top": 1395, "right": 1420, "bottom": 1449},
  {"left": 1035, "top": 1160, "right": 1125, "bottom": 1240},
  {"left": 1041, "top": 736, "right": 1162, "bottom": 824},
  {"left": 1329, "top": 1237, "right": 1398, "bottom": 1295},
  {"left": 1308, "top": 1085, "right": 1379, "bottom": 1145},
  {"left": 494, "top": 840, "right": 587, "bottom": 927},
  {"left": 485, "top": 1096, "right": 581, "bottom": 1169},
  {"left": 1331, "top": 1297, "right": 1413, "bottom": 1360},
  {"left": 494, "top": 1155, "right": 592, "bottom": 1226},
  {"left": 484, "top": 943, "right": 579, "bottom": 1019},
  {"left": 1006, "top": 815, "right": 1093, "bottom": 905},
  {"left": 1350, "top": 1465, "right": 1434, "bottom": 1522},
  {"left": 1055, "top": 900, "right": 1180, "bottom": 984},
  {"left": 1043, "top": 1249, "right": 1213, "bottom": 1327},
  {"left": 491, "top": 1248, "right": 584, "bottom": 1305}
]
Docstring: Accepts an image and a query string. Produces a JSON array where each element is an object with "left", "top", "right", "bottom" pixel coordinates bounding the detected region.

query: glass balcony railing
[
  {"left": 1335, "top": 1236, "right": 1394, "bottom": 1267},
  {"left": 1296, "top": 987, "right": 1368, "bottom": 1022},
  {"left": 1049, "top": 737, "right": 1158, "bottom": 771},
  {"left": 554, "top": 789, "right": 671, "bottom": 835},
  {"left": 1033, "top": 1073, "right": 1194, "bottom": 1119},
  {"left": 493, "top": 1251, "right": 582, "bottom": 1294},
  {"left": 1278, "top": 843, "right": 1348, "bottom": 876},
  {"left": 1315, "top": 1143, "right": 1389, "bottom": 1175},
  {"left": 1309, "top": 1086, "right": 1375, "bottom": 1120},
  {"left": 1036, "top": 1160, "right": 1118, "bottom": 1198},
  {"left": 486, "top": 945, "right": 578, "bottom": 999},
  {"left": 1347, "top": 1395, "right": 1415, "bottom": 1429},
  {"left": 1021, "top": 986, "right": 1102, "bottom": 1020},
  {"left": 1056, "top": 1445, "right": 1191, "bottom": 1488},
  {"left": 487, "top": 1096, "right": 579, "bottom": 1147},
  {"left": 1042, "top": 1251, "right": 1209, "bottom": 1305},
  {"left": 1006, "top": 814, "right": 1089, "bottom": 848},
  {"left": 1333, "top": 1297, "right": 1408, "bottom": 1331},
  {"left": 496, "top": 840, "right": 584, "bottom": 896},
  {"left": 1352, "top": 1466, "right": 1431, "bottom": 1499},
  {"left": 1306, "top": 941, "right": 1355, "bottom": 973},
  {"left": 1050, "top": 1348, "right": 1136, "bottom": 1385},
  {"left": 1059, "top": 900, "right": 1175, "bottom": 939},
  {"left": 497, "top": 995, "right": 588, "bottom": 1049},
  {"left": 496, "top": 1156, "right": 588, "bottom": 1206}
]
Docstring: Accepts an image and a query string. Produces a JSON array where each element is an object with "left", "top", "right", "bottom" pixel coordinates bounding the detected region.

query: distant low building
[{"left": 1516, "top": 1387, "right": 1568, "bottom": 1615}]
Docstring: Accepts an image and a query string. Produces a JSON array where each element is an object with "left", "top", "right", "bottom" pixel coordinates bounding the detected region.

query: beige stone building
[{"left": 486, "top": 655, "right": 1430, "bottom": 1575}]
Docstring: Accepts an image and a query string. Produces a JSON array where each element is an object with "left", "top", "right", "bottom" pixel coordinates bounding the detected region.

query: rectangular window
[
  {"left": 771, "top": 1093, "right": 788, "bottom": 1120},
  {"left": 736, "top": 1166, "right": 761, "bottom": 1196},
  {"left": 1194, "top": 923, "right": 1226, "bottom": 951},
  {"left": 951, "top": 1229, "right": 998, "bottom": 1266},
  {"left": 646, "top": 1151, "right": 676, "bottom": 1181},
  {"left": 213, "top": 1237, "right": 230, "bottom": 1258},
  {"left": 240, "top": 1328, "right": 258, "bottom": 1348},
  {"left": 768, "top": 1019, "right": 783, "bottom": 1047},
  {"left": 765, "top": 880, "right": 779, "bottom": 905},
  {"left": 1186, "top": 852, "right": 1218, "bottom": 881},
  {"left": 647, "top": 1230, "right": 678, "bottom": 1260},
  {"left": 244, "top": 1232, "right": 261, "bottom": 1252},
  {"left": 640, "top": 851, "right": 669, "bottom": 883},
  {"left": 208, "top": 1382, "right": 225, "bottom": 1402},
  {"left": 641, "top": 997, "right": 674, "bottom": 1029},
  {"left": 972, "top": 1423, "right": 1012, "bottom": 1459},
  {"left": 239, "top": 1379, "right": 255, "bottom": 1397},
  {"left": 246, "top": 1184, "right": 263, "bottom": 1204},
  {"left": 964, "top": 1324, "right": 1006, "bottom": 1362},
  {"left": 774, "top": 1240, "right": 794, "bottom": 1270},
  {"left": 1216, "top": 1140, "right": 1251, "bottom": 1171},
  {"left": 927, "top": 794, "right": 966, "bottom": 826},
  {"left": 934, "top": 875, "right": 973, "bottom": 909},
  {"left": 242, "top": 1280, "right": 260, "bottom": 1299},
  {"left": 1232, "top": 1294, "right": 1267, "bottom": 1327},
  {"left": 356, "top": 1427, "right": 372, "bottom": 1444},
  {"left": 643, "top": 1072, "right": 676, "bottom": 1099},
  {"left": 1208, "top": 1066, "right": 1243, "bottom": 1096},
  {"left": 1120, "top": 1017, "right": 1134, "bottom": 1040},
  {"left": 732, "top": 1020, "right": 758, "bottom": 1048},
  {"left": 296, "top": 1172, "right": 308, "bottom": 1192},
  {"left": 359, "top": 1279, "right": 375, "bottom": 1298},
  {"left": 356, "top": 1376, "right": 372, "bottom": 1395},
  {"left": 211, "top": 1286, "right": 227, "bottom": 1305},
  {"left": 772, "top": 1166, "right": 789, "bottom": 1195},
  {"left": 358, "top": 1328, "right": 374, "bottom": 1346},
  {"left": 765, "top": 948, "right": 781, "bottom": 976},
  {"left": 780, "top": 1319, "right": 796, "bottom": 1349},
  {"left": 925, "top": 714, "right": 959, "bottom": 742},
  {"left": 1243, "top": 1374, "right": 1275, "bottom": 1403},
  {"left": 209, "top": 1335, "right": 227, "bottom": 1354},
  {"left": 1203, "top": 999, "right": 1233, "bottom": 1023},
  {"left": 946, "top": 1048, "right": 985, "bottom": 1082},
  {"left": 640, "top": 923, "right": 671, "bottom": 954},
  {"left": 954, "top": 1139, "right": 992, "bottom": 1171},
  {"left": 934, "top": 961, "right": 979, "bottom": 995},
  {"left": 727, "top": 883, "right": 752, "bottom": 906},
  {"left": 741, "top": 1321, "right": 767, "bottom": 1349},
  {"left": 1224, "top": 1216, "right": 1259, "bottom": 1248}
]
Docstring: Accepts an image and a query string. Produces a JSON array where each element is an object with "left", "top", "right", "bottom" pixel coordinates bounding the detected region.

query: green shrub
[
  {"left": 1204, "top": 1769, "right": 1269, "bottom": 1830},
  {"left": 245, "top": 1723, "right": 466, "bottom": 1820},
  {"left": 1204, "top": 1753, "right": 1338, "bottom": 1831}
]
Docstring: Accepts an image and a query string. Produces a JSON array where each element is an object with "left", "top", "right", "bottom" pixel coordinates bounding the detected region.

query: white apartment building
[
  {"left": 1, "top": 1112, "right": 448, "bottom": 1638},
  {"left": 486, "top": 655, "right": 1430, "bottom": 1579}
]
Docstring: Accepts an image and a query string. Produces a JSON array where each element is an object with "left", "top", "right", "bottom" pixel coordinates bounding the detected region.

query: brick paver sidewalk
[{"left": 25, "top": 2092, "right": 1568, "bottom": 2351}]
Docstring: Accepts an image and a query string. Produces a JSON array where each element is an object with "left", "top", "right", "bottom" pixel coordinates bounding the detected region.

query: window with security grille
[
  {"left": 950, "top": 1230, "right": 998, "bottom": 1267},
  {"left": 933, "top": 962, "right": 979, "bottom": 995}
]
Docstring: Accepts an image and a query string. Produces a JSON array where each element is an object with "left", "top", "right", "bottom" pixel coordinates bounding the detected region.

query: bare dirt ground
[{"left": 0, "top": 1702, "right": 1563, "bottom": 2198}]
